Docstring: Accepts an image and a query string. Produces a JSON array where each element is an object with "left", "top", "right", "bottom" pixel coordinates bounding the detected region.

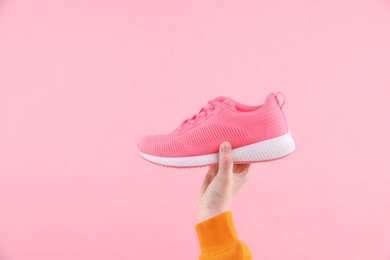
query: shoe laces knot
[{"left": 177, "top": 101, "right": 216, "bottom": 131}]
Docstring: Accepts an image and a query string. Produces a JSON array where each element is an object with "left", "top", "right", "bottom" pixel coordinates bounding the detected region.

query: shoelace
[{"left": 177, "top": 101, "right": 217, "bottom": 131}]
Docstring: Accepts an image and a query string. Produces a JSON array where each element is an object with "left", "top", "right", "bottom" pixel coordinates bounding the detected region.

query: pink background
[{"left": 1, "top": 0, "right": 390, "bottom": 259}]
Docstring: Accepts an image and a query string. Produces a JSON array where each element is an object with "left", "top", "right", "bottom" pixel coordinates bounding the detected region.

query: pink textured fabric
[{"left": 138, "top": 93, "right": 289, "bottom": 157}]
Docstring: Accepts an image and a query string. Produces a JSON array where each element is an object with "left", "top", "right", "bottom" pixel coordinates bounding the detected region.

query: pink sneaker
[{"left": 138, "top": 93, "right": 295, "bottom": 168}]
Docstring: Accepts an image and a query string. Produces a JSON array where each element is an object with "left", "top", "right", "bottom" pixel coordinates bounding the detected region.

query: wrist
[{"left": 198, "top": 208, "right": 229, "bottom": 223}]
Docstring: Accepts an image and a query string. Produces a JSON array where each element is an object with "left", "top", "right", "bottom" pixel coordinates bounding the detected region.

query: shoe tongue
[
  {"left": 212, "top": 96, "right": 236, "bottom": 110},
  {"left": 220, "top": 98, "right": 236, "bottom": 110}
]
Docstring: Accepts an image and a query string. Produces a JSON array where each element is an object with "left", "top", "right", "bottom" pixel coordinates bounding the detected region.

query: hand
[{"left": 197, "top": 141, "right": 251, "bottom": 222}]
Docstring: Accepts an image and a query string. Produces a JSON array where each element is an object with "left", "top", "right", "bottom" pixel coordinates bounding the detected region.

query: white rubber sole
[{"left": 139, "top": 132, "right": 296, "bottom": 168}]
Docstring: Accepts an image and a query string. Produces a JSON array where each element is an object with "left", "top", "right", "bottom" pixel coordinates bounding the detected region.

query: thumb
[{"left": 217, "top": 141, "right": 233, "bottom": 179}]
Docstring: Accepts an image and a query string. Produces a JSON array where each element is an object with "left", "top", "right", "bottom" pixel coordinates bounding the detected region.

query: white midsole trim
[{"left": 139, "top": 132, "right": 296, "bottom": 167}]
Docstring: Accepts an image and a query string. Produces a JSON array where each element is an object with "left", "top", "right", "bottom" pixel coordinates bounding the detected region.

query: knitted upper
[{"left": 138, "top": 93, "right": 288, "bottom": 157}]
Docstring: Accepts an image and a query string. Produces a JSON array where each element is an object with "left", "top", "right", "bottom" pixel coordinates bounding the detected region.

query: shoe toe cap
[
  {"left": 138, "top": 134, "right": 187, "bottom": 157},
  {"left": 138, "top": 134, "right": 170, "bottom": 155}
]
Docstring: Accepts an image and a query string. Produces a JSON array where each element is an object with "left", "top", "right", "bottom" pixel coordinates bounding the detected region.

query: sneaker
[{"left": 138, "top": 92, "right": 295, "bottom": 168}]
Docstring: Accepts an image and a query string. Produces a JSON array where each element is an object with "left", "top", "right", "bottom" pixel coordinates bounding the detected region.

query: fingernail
[{"left": 221, "top": 142, "right": 231, "bottom": 152}]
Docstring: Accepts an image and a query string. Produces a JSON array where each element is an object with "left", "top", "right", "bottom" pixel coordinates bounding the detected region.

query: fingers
[
  {"left": 233, "top": 163, "right": 251, "bottom": 175},
  {"left": 232, "top": 164, "right": 251, "bottom": 185},
  {"left": 231, "top": 164, "right": 251, "bottom": 197},
  {"left": 217, "top": 141, "right": 233, "bottom": 179}
]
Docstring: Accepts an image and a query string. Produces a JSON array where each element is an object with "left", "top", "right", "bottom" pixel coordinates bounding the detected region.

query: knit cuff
[{"left": 195, "top": 211, "right": 238, "bottom": 254}]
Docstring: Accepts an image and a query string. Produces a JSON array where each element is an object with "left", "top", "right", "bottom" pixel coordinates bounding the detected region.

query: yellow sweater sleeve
[{"left": 195, "top": 211, "right": 252, "bottom": 260}]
